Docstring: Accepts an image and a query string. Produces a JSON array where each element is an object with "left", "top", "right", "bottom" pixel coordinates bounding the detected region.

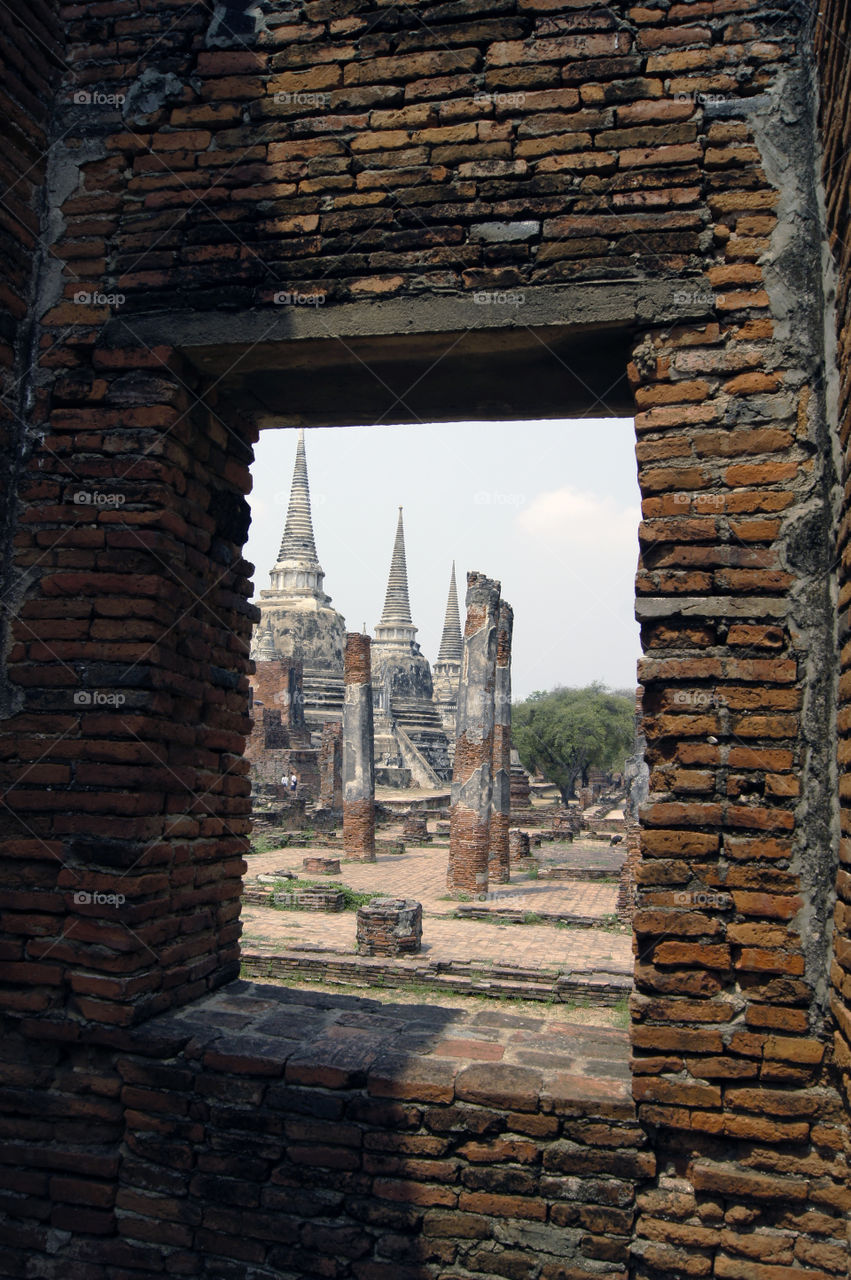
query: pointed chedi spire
[
  {"left": 379, "top": 507, "right": 413, "bottom": 625},
  {"left": 277, "top": 428, "right": 318, "bottom": 566},
  {"left": 436, "top": 561, "right": 463, "bottom": 663},
  {"left": 251, "top": 426, "right": 347, "bottom": 725},
  {"left": 267, "top": 428, "right": 329, "bottom": 600},
  {"left": 432, "top": 560, "right": 463, "bottom": 727}
]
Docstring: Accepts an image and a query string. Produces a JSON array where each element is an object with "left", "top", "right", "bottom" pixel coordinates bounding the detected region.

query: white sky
[{"left": 245, "top": 419, "right": 642, "bottom": 701}]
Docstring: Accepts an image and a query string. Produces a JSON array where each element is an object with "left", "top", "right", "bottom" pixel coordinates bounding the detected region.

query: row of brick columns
[
  {"left": 339, "top": 581, "right": 513, "bottom": 891},
  {"left": 447, "top": 573, "right": 513, "bottom": 896}
]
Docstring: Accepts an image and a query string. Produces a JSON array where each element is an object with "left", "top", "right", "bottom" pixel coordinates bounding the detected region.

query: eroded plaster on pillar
[{"left": 447, "top": 572, "right": 501, "bottom": 895}]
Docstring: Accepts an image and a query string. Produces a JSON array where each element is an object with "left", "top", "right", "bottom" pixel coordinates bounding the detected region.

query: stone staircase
[
  {"left": 390, "top": 696, "right": 452, "bottom": 780},
  {"left": 301, "top": 672, "right": 344, "bottom": 729}
]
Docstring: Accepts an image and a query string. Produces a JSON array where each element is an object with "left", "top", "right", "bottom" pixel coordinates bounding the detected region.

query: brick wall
[
  {"left": 249, "top": 658, "right": 306, "bottom": 732},
  {"left": 112, "top": 984, "right": 649, "bottom": 1280},
  {"left": 816, "top": 0, "right": 851, "bottom": 1119},
  {"left": 41, "top": 0, "right": 799, "bottom": 313},
  {"left": 1, "top": 0, "right": 851, "bottom": 1276},
  {"left": 0, "top": 0, "right": 64, "bottom": 717},
  {"left": 626, "top": 4, "right": 851, "bottom": 1248}
]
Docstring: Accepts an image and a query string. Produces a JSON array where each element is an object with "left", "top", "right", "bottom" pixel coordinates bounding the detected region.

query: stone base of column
[
  {"left": 343, "top": 797, "right": 376, "bottom": 861},
  {"left": 447, "top": 806, "right": 490, "bottom": 895},
  {"left": 488, "top": 813, "right": 511, "bottom": 883}
]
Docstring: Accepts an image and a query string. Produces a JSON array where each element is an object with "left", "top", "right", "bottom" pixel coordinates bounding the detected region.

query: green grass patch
[
  {"left": 612, "top": 997, "right": 630, "bottom": 1029},
  {"left": 249, "top": 831, "right": 291, "bottom": 855}
]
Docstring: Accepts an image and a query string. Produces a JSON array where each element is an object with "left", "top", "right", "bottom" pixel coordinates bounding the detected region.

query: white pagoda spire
[
  {"left": 269, "top": 429, "right": 327, "bottom": 597},
  {"left": 436, "top": 561, "right": 462, "bottom": 663},
  {"left": 374, "top": 507, "right": 417, "bottom": 647}
]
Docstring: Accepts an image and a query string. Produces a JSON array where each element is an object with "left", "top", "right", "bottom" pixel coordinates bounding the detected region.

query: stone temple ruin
[
  {"left": 250, "top": 429, "right": 347, "bottom": 729},
  {"left": 248, "top": 431, "right": 454, "bottom": 800},
  {"left": 371, "top": 507, "right": 453, "bottom": 784},
  {"left": 4, "top": 1, "right": 851, "bottom": 1277}
]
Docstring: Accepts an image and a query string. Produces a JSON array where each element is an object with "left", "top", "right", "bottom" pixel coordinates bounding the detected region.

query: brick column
[
  {"left": 488, "top": 600, "right": 513, "bottom": 884},
  {"left": 447, "top": 572, "right": 501, "bottom": 895},
  {"left": 319, "top": 721, "right": 343, "bottom": 812},
  {"left": 342, "top": 634, "right": 375, "bottom": 862}
]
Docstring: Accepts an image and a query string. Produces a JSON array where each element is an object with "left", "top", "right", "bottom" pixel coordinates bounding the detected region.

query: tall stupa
[
  {"left": 251, "top": 429, "right": 346, "bottom": 727},
  {"left": 370, "top": 508, "right": 452, "bottom": 782},
  {"left": 432, "top": 561, "right": 463, "bottom": 749}
]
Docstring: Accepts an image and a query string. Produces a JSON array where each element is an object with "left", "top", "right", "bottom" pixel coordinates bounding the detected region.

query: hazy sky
[{"left": 245, "top": 419, "right": 642, "bottom": 701}]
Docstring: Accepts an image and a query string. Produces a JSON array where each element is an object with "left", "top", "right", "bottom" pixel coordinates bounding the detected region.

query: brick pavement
[
  {"left": 241, "top": 906, "right": 631, "bottom": 975},
  {"left": 171, "top": 981, "right": 632, "bottom": 1085},
  {"left": 242, "top": 841, "right": 631, "bottom": 976},
  {"left": 246, "top": 842, "right": 620, "bottom": 919},
  {"left": 536, "top": 840, "right": 625, "bottom": 873}
]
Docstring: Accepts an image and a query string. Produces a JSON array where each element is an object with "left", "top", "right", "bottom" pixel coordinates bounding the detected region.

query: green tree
[{"left": 513, "top": 683, "right": 634, "bottom": 805}]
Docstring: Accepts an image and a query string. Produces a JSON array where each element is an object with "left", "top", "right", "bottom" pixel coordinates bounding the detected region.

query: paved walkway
[
  {"left": 535, "top": 838, "right": 624, "bottom": 871},
  {"left": 241, "top": 906, "right": 631, "bottom": 974},
  {"left": 242, "top": 841, "right": 631, "bottom": 977},
  {"left": 247, "top": 842, "right": 620, "bottom": 918}
]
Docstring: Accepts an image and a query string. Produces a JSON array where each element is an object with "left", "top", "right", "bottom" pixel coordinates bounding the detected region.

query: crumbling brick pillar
[
  {"left": 447, "top": 572, "right": 500, "bottom": 895},
  {"left": 356, "top": 897, "right": 422, "bottom": 955},
  {"left": 488, "top": 600, "right": 513, "bottom": 885},
  {"left": 343, "top": 634, "right": 375, "bottom": 862},
  {"left": 402, "top": 811, "right": 430, "bottom": 842},
  {"left": 319, "top": 720, "right": 343, "bottom": 812},
  {"left": 509, "top": 829, "right": 530, "bottom": 862}
]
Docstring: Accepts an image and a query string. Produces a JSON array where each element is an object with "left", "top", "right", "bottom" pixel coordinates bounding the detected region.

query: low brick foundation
[
  {"left": 376, "top": 838, "right": 406, "bottom": 856},
  {"left": 302, "top": 856, "right": 342, "bottom": 876},
  {"left": 241, "top": 953, "right": 632, "bottom": 1003},
  {"left": 244, "top": 886, "right": 346, "bottom": 911}
]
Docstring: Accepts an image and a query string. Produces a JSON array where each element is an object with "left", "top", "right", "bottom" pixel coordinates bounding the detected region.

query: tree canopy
[{"left": 512, "top": 683, "right": 634, "bottom": 805}]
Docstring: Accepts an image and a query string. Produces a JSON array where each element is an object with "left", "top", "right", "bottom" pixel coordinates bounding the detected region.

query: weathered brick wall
[
  {"left": 816, "top": 0, "right": 851, "bottom": 1118},
  {"left": 249, "top": 657, "right": 306, "bottom": 731},
  {"left": 0, "top": 0, "right": 64, "bottom": 718},
  {"left": 113, "top": 984, "right": 649, "bottom": 1280},
  {"left": 3, "top": 359, "right": 256, "bottom": 1030},
  {"left": 39, "top": 0, "right": 804, "bottom": 316},
  {"left": 624, "top": 1, "right": 851, "bottom": 1261},
  {"left": 2, "top": 0, "right": 851, "bottom": 1276}
]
